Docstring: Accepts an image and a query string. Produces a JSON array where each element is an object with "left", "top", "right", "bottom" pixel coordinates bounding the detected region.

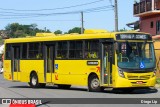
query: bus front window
[{"left": 117, "top": 42, "right": 156, "bottom": 69}]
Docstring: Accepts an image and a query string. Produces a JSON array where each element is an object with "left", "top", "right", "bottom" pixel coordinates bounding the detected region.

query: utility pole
[
  {"left": 114, "top": 0, "right": 118, "bottom": 32},
  {"left": 81, "top": 11, "right": 84, "bottom": 34}
]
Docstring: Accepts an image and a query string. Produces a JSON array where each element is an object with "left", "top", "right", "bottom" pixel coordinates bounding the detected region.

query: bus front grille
[
  {"left": 127, "top": 75, "right": 150, "bottom": 80},
  {"left": 139, "top": 75, "right": 150, "bottom": 80},
  {"left": 127, "top": 76, "right": 138, "bottom": 80}
]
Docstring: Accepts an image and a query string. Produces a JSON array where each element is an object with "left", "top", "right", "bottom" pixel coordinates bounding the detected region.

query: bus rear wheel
[
  {"left": 29, "top": 73, "right": 39, "bottom": 88},
  {"left": 88, "top": 75, "right": 101, "bottom": 92}
]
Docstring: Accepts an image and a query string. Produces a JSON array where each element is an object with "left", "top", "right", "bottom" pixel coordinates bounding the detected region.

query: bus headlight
[{"left": 118, "top": 68, "right": 125, "bottom": 78}]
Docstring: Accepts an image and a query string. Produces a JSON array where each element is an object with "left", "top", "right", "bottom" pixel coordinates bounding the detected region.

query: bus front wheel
[
  {"left": 29, "top": 73, "right": 39, "bottom": 88},
  {"left": 88, "top": 75, "right": 101, "bottom": 92}
]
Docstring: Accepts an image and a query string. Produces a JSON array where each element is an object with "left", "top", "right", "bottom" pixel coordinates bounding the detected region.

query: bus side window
[
  {"left": 84, "top": 51, "right": 89, "bottom": 58},
  {"left": 69, "top": 41, "right": 83, "bottom": 59},
  {"left": 5, "top": 44, "right": 11, "bottom": 60},
  {"left": 22, "top": 43, "right": 27, "bottom": 59},
  {"left": 56, "top": 55, "right": 61, "bottom": 59},
  {"left": 85, "top": 40, "right": 99, "bottom": 59},
  {"left": 36, "top": 53, "right": 42, "bottom": 59},
  {"left": 56, "top": 52, "right": 63, "bottom": 59},
  {"left": 56, "top": 42, "right": 68, "bottom": 59},
  {"left": 88, "top": 52, "right": 98, "bottom": 58},
  {"left": 28, "top": 43, "right": 43, "bottom": 59}
]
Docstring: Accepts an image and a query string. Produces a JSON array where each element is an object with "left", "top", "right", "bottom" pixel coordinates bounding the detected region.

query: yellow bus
[{"left": 3, "top": 30, "right": 156, "bottom": 92}]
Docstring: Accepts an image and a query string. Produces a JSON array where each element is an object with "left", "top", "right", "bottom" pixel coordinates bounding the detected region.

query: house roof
[{"left": 126, "top": 21, "right": 139, "bottom": 28}]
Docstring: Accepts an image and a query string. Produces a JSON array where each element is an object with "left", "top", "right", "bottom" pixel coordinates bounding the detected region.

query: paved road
[{"left": 0, "top": 74, "right": 160, "bottom": 107}]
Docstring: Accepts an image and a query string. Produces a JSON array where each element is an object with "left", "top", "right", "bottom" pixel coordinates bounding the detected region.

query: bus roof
[
  {"left": 4, "top": 30, "right": 151, "bottom": 44},
  {"left": 5, "top": 33, "right": 113, "bottom": 44}
]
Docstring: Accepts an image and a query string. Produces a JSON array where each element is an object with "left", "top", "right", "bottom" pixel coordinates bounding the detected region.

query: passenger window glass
[
  {"left": 22, "top": 43, "right": 27, "bottom": 59},
  {"left": 28, "top": 43, "right": 43, "bottom": 59},
  {"left": 56, "top": 42, "right": 68, "bottom": 59},
  {"left": 85, "top": 40, "right": 99, "bottom": 58},
  {"left": 69, "top": 41, "right": 83, "bottom": 58},
  {"left": 5, "top": 44, "right": 11, "bottom": 59}
]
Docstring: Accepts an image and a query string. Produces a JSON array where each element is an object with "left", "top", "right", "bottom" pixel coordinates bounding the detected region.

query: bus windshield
[{"left": 117, "top": 41, "right": 156, "bottom": 69}]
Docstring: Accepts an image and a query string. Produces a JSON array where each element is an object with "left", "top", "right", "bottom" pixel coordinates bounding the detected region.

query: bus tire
[
  {"left": 88, "top": 75, "right": 101, "bottom": 92},
  {"left": 57, "top": 85, "right": 71, "bottom": 89},
  {"left": 29, "top": 73, "right": 39, "bottom": 88}
]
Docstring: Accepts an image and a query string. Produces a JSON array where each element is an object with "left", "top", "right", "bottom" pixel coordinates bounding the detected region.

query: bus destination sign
[{"left": 116, "top": 34, "right": 151, "bottom": 40}]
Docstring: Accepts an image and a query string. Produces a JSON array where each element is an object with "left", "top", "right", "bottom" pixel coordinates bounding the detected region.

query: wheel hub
[
  {"left": 91, "top": 78, "right": 99, "bottom": 89},
  {"left": 32, "top": 76, "right": 37, "bottom": 85}
]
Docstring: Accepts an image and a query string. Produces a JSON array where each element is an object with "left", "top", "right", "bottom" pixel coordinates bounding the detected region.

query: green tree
[
  {"left": 68, "top": 27, "right": 82, "bottom": 34},
  {"left": 14, "top": 30, "right": 27, "bottom": 37},
  {"left": 54, "top": 30, "right": 62, "bottom": 34},
  {"left": 5, "top": 23, "right": 51, "bottom": 38},
  {"left": 5, "top": 23, "right": 20, "bottom": 38}
]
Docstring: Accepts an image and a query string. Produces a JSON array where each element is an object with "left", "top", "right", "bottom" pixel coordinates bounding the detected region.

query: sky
[{"left": 0, "top": 0, "right": 138, "bottom": 33}]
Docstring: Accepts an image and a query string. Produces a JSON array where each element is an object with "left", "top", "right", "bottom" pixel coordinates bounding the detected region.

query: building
[
  {"left": 133, "top": 0, "right": 160, "bottom": 36},
  {"left": 133, "top": 0, "right": 160, "bottom": 77}
]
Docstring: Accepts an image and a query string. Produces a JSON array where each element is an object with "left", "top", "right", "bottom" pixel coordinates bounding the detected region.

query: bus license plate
[{"left": 136, "top": 81, "right": 143, "bottom": 84}]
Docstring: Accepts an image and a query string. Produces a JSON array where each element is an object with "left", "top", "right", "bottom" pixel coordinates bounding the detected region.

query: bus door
[
  {"left": 11, "top": 45, "right": 21, "bottom": 81},
  {"left": 101, "top": 42, "right": 113, "bottom": 86},
  {"left": 44, "top": 44, "right": 55, "bottom": 83}
]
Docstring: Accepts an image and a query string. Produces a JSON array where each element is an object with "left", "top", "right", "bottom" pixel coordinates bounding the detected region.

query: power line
[
  {"left": 81, "top": 5, "right": 113, "bottom": 13},
  {"left": 0, "top": 0, "right": 106, "bottom": 12},
  {"left": 0, "top": 8, "right": 113, "bottom": 19},
  {"left": 84, "top": 8, "right": 113, "bottom": 13},
  {"left": 0, "top": 8, "right": 113, "bottom": 20},
  {"left": 0, "top": 5, "right": 113, "bottom": 18},
  {"left": 0, "top": 6, "right": 113, "bottom": 16},
  {"left": 0, "top": 19, "right": 81, "bottom": 21},
  {"left": 0, "top": 0, "right": 114, "bottom": 20}
]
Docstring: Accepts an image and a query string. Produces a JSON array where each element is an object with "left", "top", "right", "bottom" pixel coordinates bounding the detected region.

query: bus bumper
[{"left": 113, "top": 76, "right": 156, "bottom": 88}]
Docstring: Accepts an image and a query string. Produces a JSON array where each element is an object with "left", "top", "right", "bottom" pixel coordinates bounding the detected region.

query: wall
[
  {"left": 155, "top": 0, "right": 160, "bottom": 10},
  {"left": 154, "top": 40, "right": 160, "bottom": 77},
  {"left": 140, "top": 14, "right": 160, "bottom": 36}
]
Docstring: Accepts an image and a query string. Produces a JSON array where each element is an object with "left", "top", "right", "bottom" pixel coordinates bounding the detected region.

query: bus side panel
[
  {"left": 53, "top": 60, "right": 100, "bottom": 86},
  {"left": 3, "top": 60, "right": 12, "bottom": 81},
  {"left": 20, "top": 60, "right": 44, "bottom": 83}
]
